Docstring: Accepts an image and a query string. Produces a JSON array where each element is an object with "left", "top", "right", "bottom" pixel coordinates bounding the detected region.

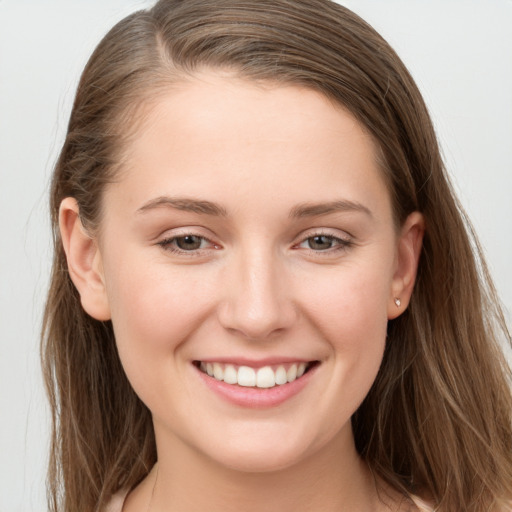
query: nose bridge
[{"left": 219, "top": 241, "right": 296, "bottom": 340}]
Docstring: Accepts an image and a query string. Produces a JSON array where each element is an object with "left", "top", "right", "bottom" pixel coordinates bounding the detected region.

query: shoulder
[
  {"left": 409, "top": 495, "right": 512, "bottom": 511},
  {"left": 105, "top": 489, "right": 129, "bottom": 512},
  {"left": 409, "top": 494, "right": 435, "bottom": 512}
]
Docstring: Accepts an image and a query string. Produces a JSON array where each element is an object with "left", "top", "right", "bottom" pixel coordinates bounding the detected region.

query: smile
[{"left": 195, "top": 361, "right": 316, "bottom": 389}]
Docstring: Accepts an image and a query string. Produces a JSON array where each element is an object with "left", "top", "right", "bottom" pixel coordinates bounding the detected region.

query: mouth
[{"left": 193, "top": 360, "right": 319, "bottom": 389}]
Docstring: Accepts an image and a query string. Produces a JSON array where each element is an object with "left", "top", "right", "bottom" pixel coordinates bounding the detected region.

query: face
[{"left": 79, "top": 72, "right": 417, "bottom": 472}]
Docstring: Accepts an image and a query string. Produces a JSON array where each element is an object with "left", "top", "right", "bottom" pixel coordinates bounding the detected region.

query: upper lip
[{"left": 193, "top": 357, "right": 317, "bottom": 367}]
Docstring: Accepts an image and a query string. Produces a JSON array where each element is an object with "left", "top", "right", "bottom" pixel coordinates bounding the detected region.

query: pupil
[
  {"left": 309, "top": 235, "right": 332, "bottom": 250},
  {"left": 177, "top": 235, "right": 202, "bottom": 250}
]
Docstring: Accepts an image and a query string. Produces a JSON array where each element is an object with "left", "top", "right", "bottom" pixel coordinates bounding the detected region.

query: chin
[
  {"left": 215, "top": 448, "right": 305, "bottom": 474},
  {"left": 199, "top": 430, "right": 316, "bottom": 474}
]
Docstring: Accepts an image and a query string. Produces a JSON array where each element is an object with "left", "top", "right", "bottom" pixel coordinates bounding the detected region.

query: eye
[
  {"left": 174, "top": 235, "right": 205, "bottom": 251},
  {"left": 157, "top": 234, "right": 218, "bottom": 254},
  {"left": 304, "top": 235, "right": 337, "bottom": 251},
  {"left": 296, "top": 232, "right": 352, "bottom": 253}
]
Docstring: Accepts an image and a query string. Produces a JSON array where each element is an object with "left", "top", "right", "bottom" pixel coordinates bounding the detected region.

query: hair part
[{"left": 42, "top": 1, "right": 512, "bottom": 510}]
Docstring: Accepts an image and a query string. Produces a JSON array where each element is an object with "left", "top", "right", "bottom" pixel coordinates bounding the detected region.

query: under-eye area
[{"left": 193, "top": 361, "right": 320, "bottom": 389}]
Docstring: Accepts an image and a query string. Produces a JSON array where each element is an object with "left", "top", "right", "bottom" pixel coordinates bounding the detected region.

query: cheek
[
  {"left": 103, "top": 256, "right": 217, "bottom": 393},
  {"left": 303, "top": 259, "right": 391, "bottom": 342},
  {"left": 299, "top": 261, "right": 391, "bottom": 408},
  {"left": 107, "top": 256, "right": 211, "bottom": 334}
]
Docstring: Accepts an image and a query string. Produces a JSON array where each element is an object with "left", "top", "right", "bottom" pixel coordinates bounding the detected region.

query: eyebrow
[
  {"left": 289, "top": 200, "right": 373, "bottom": 219},
  {"left": 137, "top": 196, "right": 372, "bottom": 219},
  {"left": 137, "top": 196, "right": 228, "bottom": 216}
]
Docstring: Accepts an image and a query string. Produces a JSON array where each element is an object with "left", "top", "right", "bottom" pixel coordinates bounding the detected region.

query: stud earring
[{"left": 394, "top": 298, "right": 401, "bottom": 307}]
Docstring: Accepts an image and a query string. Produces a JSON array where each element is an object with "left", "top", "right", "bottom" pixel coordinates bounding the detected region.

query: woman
[{"left": 42, "top": 0, "right": 512, "bottom": 510}]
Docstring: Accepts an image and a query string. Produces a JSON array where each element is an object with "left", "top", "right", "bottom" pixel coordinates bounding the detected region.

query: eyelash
[
  {"left": 157, "top": 231, "right": 353, "bottom": 257},
  {"left": 157, "top": 233, "right": 218, "bottom": 257},
  {"left": 294, "top": 231, "right": 353, "bottom": 255}
]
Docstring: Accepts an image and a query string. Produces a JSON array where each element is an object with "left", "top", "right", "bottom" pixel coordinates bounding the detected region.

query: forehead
[{"left": 108, "top": 72, "right": 391, "bottom": 220}]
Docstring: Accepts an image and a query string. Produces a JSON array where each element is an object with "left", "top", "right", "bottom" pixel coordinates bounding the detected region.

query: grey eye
[
  {"left": 175, "top": 235, "right": 204, "bottom": 250},
  {"left": 307, "top": 235, "right": 335, "bottom": 251}
]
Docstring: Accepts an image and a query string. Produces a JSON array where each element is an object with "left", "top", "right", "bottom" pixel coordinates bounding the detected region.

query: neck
[{"left": 142, "top": 428, "right": 382, "bottom": 512}]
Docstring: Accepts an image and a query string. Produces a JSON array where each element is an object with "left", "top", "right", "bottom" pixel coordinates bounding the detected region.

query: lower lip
[{"left": 194, "top": 363, "right": 319, "bottom": 409}]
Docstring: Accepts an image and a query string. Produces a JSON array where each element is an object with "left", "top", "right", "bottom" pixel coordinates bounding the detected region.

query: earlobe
[
  {"left": 59, "top": 197, "right": 111, "bottom": 321},
  {"left": 388, "top": 212, "right": 425, "bottom": 319}
]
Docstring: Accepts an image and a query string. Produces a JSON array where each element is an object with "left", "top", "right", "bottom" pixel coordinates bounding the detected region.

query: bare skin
[
  {"left": 61, "top": 71, "right": 424, "bottom": 512},
  {"left": 123, "top": 452, "right": 415, "bottom": 512}
]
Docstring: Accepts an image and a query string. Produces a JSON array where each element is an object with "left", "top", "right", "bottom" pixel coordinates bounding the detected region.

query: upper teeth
[{"left": 199, "top": 362, "right": 309, "bottom": 388}]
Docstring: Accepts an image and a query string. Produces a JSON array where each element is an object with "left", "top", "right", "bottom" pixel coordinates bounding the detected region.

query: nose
[{"left": 217, "top": 246, "right": 298, "bottom": 341}]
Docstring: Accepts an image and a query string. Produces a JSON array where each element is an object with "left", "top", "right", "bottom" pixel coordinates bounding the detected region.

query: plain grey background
[{"left": 1, "top": 1, "right": 511, "bottom": 510}]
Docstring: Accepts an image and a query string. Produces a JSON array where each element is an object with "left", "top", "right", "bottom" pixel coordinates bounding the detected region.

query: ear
[
  {"left": 59, "top": 197, "right": 111, "bottom": 321},
  {"left": 388, "top": 211, "right": 425, "bottom": 319}
]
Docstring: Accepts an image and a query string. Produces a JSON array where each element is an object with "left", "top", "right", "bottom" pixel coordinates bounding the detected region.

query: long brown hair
[{"left": 42, "top": 1, "right": 512, "bottom": 510}]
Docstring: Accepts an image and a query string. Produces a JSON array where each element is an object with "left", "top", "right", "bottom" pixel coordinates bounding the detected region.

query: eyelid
[
  {"left": 293, "top": 229, "right": 354, "bottom": 254},
  {"left": 155, "top": 227, "right": 354, "bottom": 257},
  {"left": 156, "top": 228, "right": 222, "bottom": 256},
  {"left": 296, "top": 227, "right": 353, "bottom": 242}
]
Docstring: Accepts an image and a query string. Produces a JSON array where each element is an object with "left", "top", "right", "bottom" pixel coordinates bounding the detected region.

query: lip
[
  {"left": 193, "top": 360, "right": 320, "bottom": 409},
  {"left": 197, "top": 356, "right": 313, "bottom": 368}
]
